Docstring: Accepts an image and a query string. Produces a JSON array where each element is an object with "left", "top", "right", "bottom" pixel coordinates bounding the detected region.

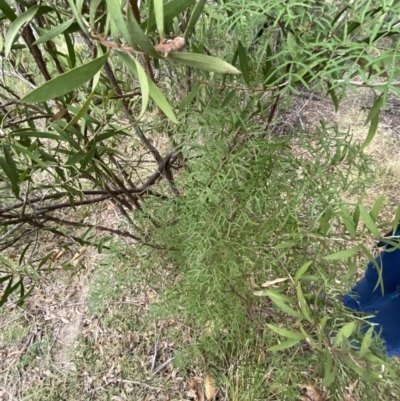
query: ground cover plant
[{"left": 1, "top": 0, "right": 400, "bottom": 399}]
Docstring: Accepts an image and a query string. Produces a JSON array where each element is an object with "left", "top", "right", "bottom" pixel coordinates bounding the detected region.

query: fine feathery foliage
[{"left": 1, "top": 0, "right": 400, "bottom": 399}]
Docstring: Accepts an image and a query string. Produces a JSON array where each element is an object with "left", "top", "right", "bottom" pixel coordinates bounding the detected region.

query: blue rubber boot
[
  {"left": 343, "top": 230, "right": 400, "bottom": 313},
  {"left": 368, "top": 289, "right": 400, "bottom": 356}
]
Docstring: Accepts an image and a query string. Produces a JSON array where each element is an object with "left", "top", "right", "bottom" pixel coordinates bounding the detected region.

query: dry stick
[
  {"left": 108, "top": 154, "right": 142, "bottom": 209},
  {"left": 151, "top": 321, "right": 159, "bottom": 373},
  {"left": 0, "top": 187, "right": 167, "bottom": 215},
  {"left": 0, "top": 222, "right": 24, "bottom": 241},
  {"left": 3, "top": 113, "right": 54, "bottom": 128},
  {"left": 90, "top": 377, "right": 162, "bottom": 393},
  {"left": 0, "top": 228, "right": 37, "bottom": 252},
  {"left": 19, "top": 216, "right": 110, "bottom": 250},
  {"left": 152, "top": 357, "right": 174, "bottom": 376}
]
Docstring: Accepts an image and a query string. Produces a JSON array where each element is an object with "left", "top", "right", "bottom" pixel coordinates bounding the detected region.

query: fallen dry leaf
[
  {"left": 261, "top": 277, "right": 288, "bottom": 287},
  {"left": 72, "top": 246, "right": 87, "bottom": 267},
  {"left": 344, "top": 380, "right": 357, "bottom": 401},
  {"left": 300, "top": 385, "right": 324, "bottom": 401},
  {"left": 188, "top": 378, "right": 205, "bottom": 401},
  {"left": 204, "top": 373, "right": 217, "bottom": 400}
]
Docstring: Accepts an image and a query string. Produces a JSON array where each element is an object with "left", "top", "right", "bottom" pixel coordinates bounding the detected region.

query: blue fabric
[
  {"left": 342, "top": 228, "right": 400, "bottom": 356},
  {"left": 368, "top": 290, "right": 400, "bottom": 357}
]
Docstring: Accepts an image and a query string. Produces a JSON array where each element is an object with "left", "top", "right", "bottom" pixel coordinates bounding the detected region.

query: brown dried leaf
[
  {"left": 300, "top": 385, "right": 324, "bottom": 401},
  {"left": 261, "top": 277, "right": 288, "bottom": 287},
  {"left": 72, "top": 246, "right": 87, "bottom": 267},
  {"left": 204, "top": 373, "right": 217, "bottom": 400}
]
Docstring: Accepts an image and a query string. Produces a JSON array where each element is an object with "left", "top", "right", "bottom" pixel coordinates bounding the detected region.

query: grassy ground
[{"left": 1, "top": 89, "right": 400, "bottom": 401}]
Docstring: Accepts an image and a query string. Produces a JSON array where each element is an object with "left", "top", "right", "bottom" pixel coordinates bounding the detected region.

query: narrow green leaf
[
  {"left": 366, "top": 94, "right": 384, "bottom": 124},
  {"left": 360, "top": 326, "right": 374, "bottom": 357},
  {"left": 267, "top": 339, "right": 301, "bottom": 352},
  {"left": 22, "top": 53, "right": 108, "bottom": 103},
  {"left": 106, "top": 0, "right": 138, "bottom": 50},
  {"left": 320, "top": 315, "right": 330, "bottom": 330},
  {"left": 0, "top": 278, "right": 22, "bottom": 307},
  {"left": 133, "top": 58, "right": 150, "bottom": 120},
  {"left": 237, "top": 41, "right": 250, "bottom": 85},
  {"left": 1, "top": 145, "right": 19, "bottom": 197},
  {"left": 353, "top": 202, "right": 360, "bottom": 229},
  {"left": 323, "top": 245, "right": 361, "bottom": 261},
  {"left": 294, "top": 261, "right": 313, "bottom": 284},
  {"left": 82, "top": 226, "right": 95, "bottom": 241},
  {"left": 266, "top": 323, "right": 305, "bottom": 340},
  {"left": 5, "top": 5, "right": 39, "bottom": 58},
  {"left": 64, "top": 31, "right": 76, "bottom": 68},
  {"left": 359, "top": 205, "right": 380, "bottom": 238},
  {"left": 322, "top": 354, "right": 336, "bottom": 387},
  {"left": 184, "top": 0, "right": 207, "bottom": 39},
  {"left": 362, "top": 110, "right": 380, "bottom": 150},
  {"left": 221, "top": 89, "right": 236, "bottom": 108},
  {"left": 179, "top": 84, "right": 202, "bottom": 110},
  {"left": 67, "top": 0, "right": 89, "bottom": 35},
  {"left": 343, "top": 322, "right": 357, "bottom": 338},
  {"left": 12, "top": 142, "right": 47, "bottom": 167},
  {"left": 0, "top": 0, "right": 17, "bottom": 21},
  {"left": 65, "top": 151, "right": 86, "bottom": 166},
  {"left": 127, "top": 8, "right": 160, "bottom": 58},
  {"left": 154, "top": 0, "right": 164, "bottom": 38},
  {"left": 337, "top": 322, "right": 356, "bottom": 344},
  {"left": 80, "top": 144, "right": 97, "bottom": 169},
  {"left": 393, "top": 204, "right": 400, "bottom": 234},
  {"left": 89, "top": 0, "right": 103, "bottom": 27},
  {"left": 117, "top": 52, "right": 178, "bottom": 123},
  {"left": 370, "top": 195, "right": 385, "bottom": 223},
  {"left": 51, "top": 123, "right": 81, "bottom": 150},
  {"left": 12, "top": 131, "right": 68, "bottom": 141},
  {"left": 327, "top": 83, "right": 339, "bottom": 112},
  {"left": 0, "top": 275, "right": 13, "bottom": 284},
  {"left": 142, "top": 0, "right": 196, "bottom": 32},
  {"left": 266, "top": 291, "right": 303, "bottom": 320},
  {"left": 66, "top": 93, "right": 94, "bottom": 129},
  {"left": 168, "top": 52, "right": 240, "bottom": 74},
  {"left": 340, "top": 205, "right": 356, "bottom": 238},
  {"left": 33, "top": 18, "right": 74, "bottom": 45},
  {"left": 296, "top": 282, "right": 312, "bottom": 323}
]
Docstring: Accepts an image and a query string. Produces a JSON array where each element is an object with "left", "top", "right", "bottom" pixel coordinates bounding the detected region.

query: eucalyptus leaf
[
  {"left": 168, "top": 52, "right": 241, "bottom": 74},
  {"left": 33, "top": 18, "right": 75, "bottom": 45},
  {"left": 5, "top": 5, "right": 39, "bottom": 58},
  {"left": 22, "top": 53, "right": 109, "bottom": 103}
]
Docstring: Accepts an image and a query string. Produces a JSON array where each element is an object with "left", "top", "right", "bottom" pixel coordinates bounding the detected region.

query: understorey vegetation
[{"left": 1, "top": 0, "right": 400, "bottom": 399}]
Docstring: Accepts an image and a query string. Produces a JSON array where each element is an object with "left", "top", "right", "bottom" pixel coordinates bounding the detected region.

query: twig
[
  {"left": 42, "top": 216, "right": 141, "bottom": 241},
  {"left": 152, "top": 357, "right": 174, "bottom": 376},
  {"left": 0, "top": 222, "right": 24, "bottom": 241},
  {"left": 3, "top": 114, "right": 54, "bottom": 128},
  {"left": 0, "top": 314, "right": 24, "bottom": 329},
  {"left": 331, "top": 79, "right": 400, "bottom": 88},
  {"left": 90, "top": 377, "right": 162, "bottom": 393},
  {"left": 151, "top": 321, "right": 159, "bottom": 372}
]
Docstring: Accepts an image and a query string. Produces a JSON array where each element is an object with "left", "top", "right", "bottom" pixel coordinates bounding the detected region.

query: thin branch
[
  {"left": 42, "top": 216, "right": 141, "bottom": 241},
  {"left": 0, "top": 222, "right": 25, "bottom": 242},
  {"left": 332, "top": 78, "right": 400, "bottom": 88},
  {"left": 3, "top": 114, "right": 54, "bottom": 128}
]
